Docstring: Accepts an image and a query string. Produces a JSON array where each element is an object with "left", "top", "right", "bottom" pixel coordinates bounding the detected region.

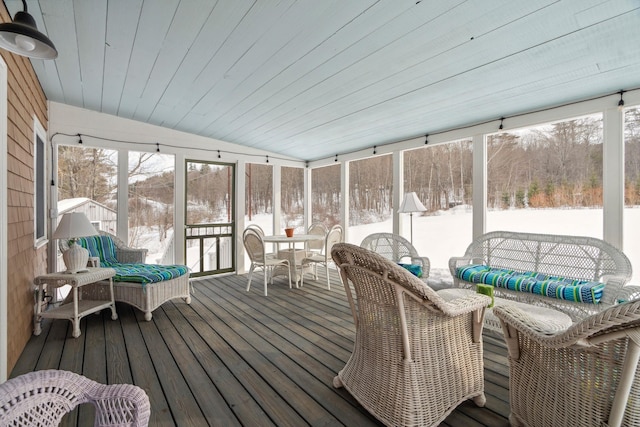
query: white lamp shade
[
  {"left": 53, "top": 212, "right": 98, "bottom": 240},
  {"left": 398, "top": 192, "right": 427, "bottom": 213},
  {"left": 53, "top": 213, "right": 98, "bottom": 274}
]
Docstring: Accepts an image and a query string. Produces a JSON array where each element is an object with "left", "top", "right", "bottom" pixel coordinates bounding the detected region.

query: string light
[
  {"left": 335, "top": 154, "right": 338, "bottom": 162},
  {"left": 373, "top": 146, "right": 377, "bottom": 155},
  {"left": 424, "top": 134, "right": 429, "bottom": 145},
  {"left": 156, "top": 142, "right": 160, "bottom": 152},
  {"left": 217, "top": 150, "right": 221, "bottom": 159},
  {"left": 618, "top": 90, "right": 625, "bottom": 112},
  {"left": 77, "top": 133, "right": 82, "bottom": 144},
  {"left": 499, "top": 117, "right": 504, "bottom": 130},
  {"left": 266, "top": 155, "right": 269, "bottom": 163}
]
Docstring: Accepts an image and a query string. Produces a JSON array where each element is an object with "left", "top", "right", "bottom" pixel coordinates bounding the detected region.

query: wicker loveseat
[
  {"left": 67, "top": 231, "right": 191, "bottom": 321},
  {"left": 449, "top": 231, "right": 635, "bottom": 326}
]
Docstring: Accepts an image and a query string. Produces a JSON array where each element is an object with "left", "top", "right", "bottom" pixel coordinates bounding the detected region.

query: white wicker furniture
[
  {"left": 243, "top": 227, "right": 292, "bottom": 296},
  {"left": 331, "top": 243, "right": 490, "bottom": 427},
  {"left": 301, "top": 224, "right": 343, "bottom": 289},
  {"left": 494, "top": 300, "right": 640, "bottom": 427},
  {"left": 34, "top": 268, "right": 117, "bottom": 338},
  {"left": 0, "top": 370, "right": 150, "bottom": 426},
  {"left": 306, "top": 221, "right": 328, "bottom": 254},
  {"left": 360, "top": 232, "right": 430, "bottom": 278},
  {"left": 449, "top": 231, "right": 635, "bottom": 322},
  {"left": 62, "top": 231, "right": 191, "bottom": 321}
]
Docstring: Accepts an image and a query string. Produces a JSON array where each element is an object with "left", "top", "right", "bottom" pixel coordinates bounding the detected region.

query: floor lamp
[{"left": 398, "top": 192, "right": 427, "bottom": 244}]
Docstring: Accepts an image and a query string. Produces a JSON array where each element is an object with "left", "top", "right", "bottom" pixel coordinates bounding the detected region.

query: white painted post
[
  {"left": 393, "top": 151, "right": 404, "bottom": 237},
  {"left": 174, "top": 153, "right": 186, "bottom": 265},
  {"left": 472, "top": 134, "right": 487, "bottom": 239},
  {"left": 273, "top": 165, "right": 282, "bottom": 233},
  {"left": 236, "top": 160, "right": 246, "bottom": 273},
  {"left": 341, "top": 161, "right": 350, "bottom": 243},
  {"left": 603, "top": 106, "right": 624, "bottom": 250},
  {"left": 117, "top": 150, "right": 128, "bottom": 243}
]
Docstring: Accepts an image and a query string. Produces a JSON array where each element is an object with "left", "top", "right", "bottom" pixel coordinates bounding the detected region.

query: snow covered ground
[
  {"left": 99, "top": 205, "right": 638, "bottom": 284},
  {"left": 248, "top": 206, "right": 640, "bottom": 284}
]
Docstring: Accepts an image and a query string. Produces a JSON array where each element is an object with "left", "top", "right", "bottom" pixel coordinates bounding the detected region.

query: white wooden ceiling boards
[{"left": 6, "top": 0, "right": 640, "bottom": 161}]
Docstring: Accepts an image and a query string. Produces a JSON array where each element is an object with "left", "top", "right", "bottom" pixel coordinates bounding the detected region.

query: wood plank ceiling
[{"left": 6, "top": 0, "right": 640, "bottom": 161}]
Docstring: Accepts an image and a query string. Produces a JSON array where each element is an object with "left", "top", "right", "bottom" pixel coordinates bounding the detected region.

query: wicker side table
[{"left": 34, "top": 267, "right": 117, "bottom": 338}]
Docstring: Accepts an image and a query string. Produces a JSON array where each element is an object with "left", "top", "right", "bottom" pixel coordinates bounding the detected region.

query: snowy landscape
[
  {"left": 111, "top": 205, "right": 640, "bottom": 287},
  {"left": 247, "top": 206, "right": 640, "bottom": 285}
]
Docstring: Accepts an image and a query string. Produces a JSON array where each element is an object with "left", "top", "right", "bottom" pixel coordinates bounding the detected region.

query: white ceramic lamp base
[{"left": 63, "top": 242, "right": 89, "bottom": 274}]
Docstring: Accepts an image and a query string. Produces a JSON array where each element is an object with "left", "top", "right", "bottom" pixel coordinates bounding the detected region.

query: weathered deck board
[{"left": 11, "top": 270, "right": 511, "bottom": 426}]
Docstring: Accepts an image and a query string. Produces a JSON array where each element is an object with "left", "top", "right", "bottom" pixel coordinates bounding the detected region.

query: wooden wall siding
[{"left": 1, "top": 4, "right": 49, "bottom": 375}]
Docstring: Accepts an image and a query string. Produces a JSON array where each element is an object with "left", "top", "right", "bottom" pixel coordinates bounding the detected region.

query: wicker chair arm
[
  {"left": 495, "top": 299, "right": 640, "bottom": 349},
  {"left": 436, "top": 293, "right": 491, "bottom": 318},
  {"left": 116, "top": 248, "right": 148, "bottom": 264},
  {"left": 410, "top": 256, "right": 430, "bottom": 278},
  {"left": 86, "top": 382, "right": 151, "bottom": 426},
  {"left": 613, "top": 285, "right": 640, "bottom": 303},
  {"left": 448, "top": 255, "right": 472, "bottom": 275}
]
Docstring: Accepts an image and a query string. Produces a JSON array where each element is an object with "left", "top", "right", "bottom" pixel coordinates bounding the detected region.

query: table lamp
[
  {"left": 53, "top": 212, "right": 98, "bottom": 273},
  {"left": 398, "top": 192, "right": 427, "bottom": 244}
]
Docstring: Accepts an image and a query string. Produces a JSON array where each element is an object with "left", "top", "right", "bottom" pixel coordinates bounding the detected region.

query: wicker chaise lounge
[
  {"left": 70, "top": 231, "right": 191, "bottom": 321},
  {"left": 331, "top": 243, "right": 491, "bottom": 427}
]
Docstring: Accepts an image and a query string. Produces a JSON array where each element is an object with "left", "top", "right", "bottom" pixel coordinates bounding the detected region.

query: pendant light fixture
[{"left": 0, "top": 0, "right": 58, "bottom": 59}]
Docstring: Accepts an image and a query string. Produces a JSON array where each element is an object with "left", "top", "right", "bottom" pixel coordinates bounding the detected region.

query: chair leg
[
  {"left": 246, "top": 264, "right": 256, "bottom": 292},
  {"left": 325, "top": 263, "right": 330, "bottom": 290},
  {"left": 263, "top": 267, "right": 268, "bottom": 296}
]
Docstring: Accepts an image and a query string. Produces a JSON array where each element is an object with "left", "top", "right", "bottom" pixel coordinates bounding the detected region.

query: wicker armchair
[
  {"left": 0, "top": 370, "right": 150, "bottom": 426},
  {"left": 331, "top": 243, "right": 490, "bottom": 427},
  {"left": 360, "top": 232, "right": 430, "bottom": 278},
  {"left": 494, "top": 300, "right": 640, "bottom": 427}
]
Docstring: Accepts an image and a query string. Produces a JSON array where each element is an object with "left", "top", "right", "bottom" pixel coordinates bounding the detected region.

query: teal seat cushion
[
  {"left": 102, "top": 263, "right": 189, "bottom": 284},
  {"left": 455, "top": 264, "right": 605, "bottom": 304},
  {"left": 78, "top": 235, "right": 188, "bottom": 285}
]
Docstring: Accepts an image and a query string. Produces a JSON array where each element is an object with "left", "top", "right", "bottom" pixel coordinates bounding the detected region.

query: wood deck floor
[{"left": 12, "top": 270, "right": 511, "bottom": 427}]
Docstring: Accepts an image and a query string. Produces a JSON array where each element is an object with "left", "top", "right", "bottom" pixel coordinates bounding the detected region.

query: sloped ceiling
[{"left": 6, "top": 0, "right": 640, "bottom": 161}]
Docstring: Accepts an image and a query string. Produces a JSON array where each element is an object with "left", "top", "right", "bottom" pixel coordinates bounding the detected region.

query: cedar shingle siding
[{"left": 2, "top": 5, "right": 49, "bottom": 375}]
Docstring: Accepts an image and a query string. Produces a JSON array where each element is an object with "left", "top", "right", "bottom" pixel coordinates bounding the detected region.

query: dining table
[{"left": 262, "top": 233, "right": 324, "bottom": 286}]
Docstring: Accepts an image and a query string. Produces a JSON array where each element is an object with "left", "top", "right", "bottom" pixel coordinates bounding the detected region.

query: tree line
[{"left": 56, "top": 109, "right": 640, "bottom": 231}]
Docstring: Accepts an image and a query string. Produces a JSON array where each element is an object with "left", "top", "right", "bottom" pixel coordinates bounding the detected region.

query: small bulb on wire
[
  {"left": 77, "top": 133, "right": 83, "bottom": 144},
  {"left": 618, "top": 90, "right": 625, "bottom": 112},
  {"left": 499, "top": 117, "right": 504, "bottom": 130}
]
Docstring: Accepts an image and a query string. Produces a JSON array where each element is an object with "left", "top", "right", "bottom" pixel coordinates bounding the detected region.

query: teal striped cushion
[
  {"left": 101, "top": 262, "right": 188, "bottom": 284},
  {"left": 455, "top": 264, "right": 605, "bottom": 304},
  {"left": 78, "top": 235, "right": 118, "bottom": 264}
]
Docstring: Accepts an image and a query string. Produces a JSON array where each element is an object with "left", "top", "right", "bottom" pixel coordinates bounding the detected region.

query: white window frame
[{"left": 33, "top": 118, "right": 47, "bottom": 248}]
